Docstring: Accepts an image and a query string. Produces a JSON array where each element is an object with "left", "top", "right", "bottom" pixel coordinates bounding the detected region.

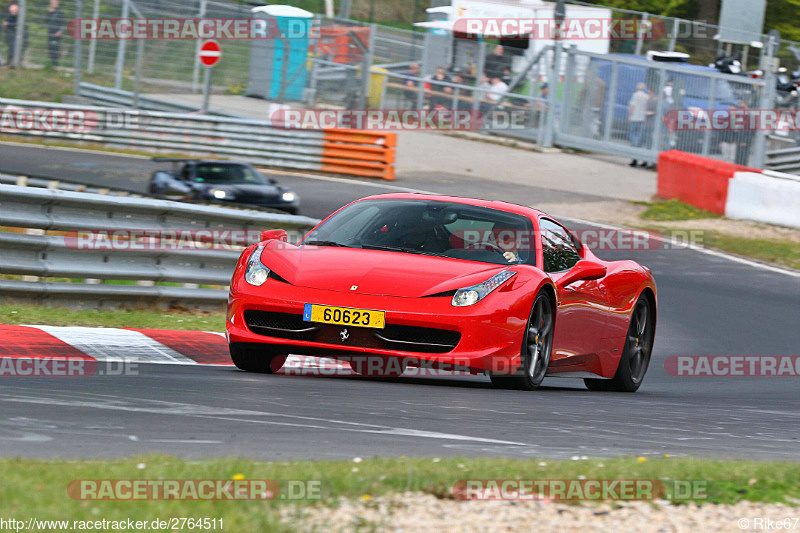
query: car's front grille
[{"left": 243, "top": 310, "right": 460, "bottom": 353}]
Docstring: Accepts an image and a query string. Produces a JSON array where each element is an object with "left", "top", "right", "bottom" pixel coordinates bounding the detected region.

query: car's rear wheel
[
  {"left": 585, "top": 294, "right": 654, "bottom": 392},
  {"left": 490, "top": 291, "right": 554, "bottom": 390},
  {"left": 229, "top": 343, "right": 287, "bottom": 374}
]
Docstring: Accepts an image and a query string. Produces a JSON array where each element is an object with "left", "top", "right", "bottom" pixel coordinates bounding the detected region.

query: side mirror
[
  {"left": 260, "top": 229, "right": 288, "bottom": 242},
  {"left": 555, "top": 260, "right": 607, "bottom": 289},
  {"left": 268, "top": 178, "right": 279, "bottom": 185}
]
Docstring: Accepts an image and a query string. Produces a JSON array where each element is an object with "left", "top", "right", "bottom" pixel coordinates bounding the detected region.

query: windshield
[
  {"left": 192, "top": 164, "right": 269, "bottom": 185},
  {"left": 304, "top": 199, "right": 535, "bottom": 266}
]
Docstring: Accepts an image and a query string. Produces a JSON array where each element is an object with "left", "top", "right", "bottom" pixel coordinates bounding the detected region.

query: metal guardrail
[
  {"left": 0, "top": 184, "right": 320, "bottom": 307},
  {"left": 765, "top": 145, "right": 800, "bottom": 174},
  {"left": 0, "top": 98, "right": 397, "bottom": 180},
  {"left": 78, "top": 83, "right": 243, "bottom": 116},
  {"left": 0, "top": 172, "right": 145, "bottom": 197}
]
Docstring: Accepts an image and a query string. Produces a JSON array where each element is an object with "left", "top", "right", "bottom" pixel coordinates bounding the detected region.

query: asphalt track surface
[{"left": 1, "top": 143, "right": 799, "bottom": 460}]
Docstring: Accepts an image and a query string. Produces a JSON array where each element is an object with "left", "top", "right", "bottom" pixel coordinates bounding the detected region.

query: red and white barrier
[{"left": 657, "top": 150, "right": 800, "bottom": 230}]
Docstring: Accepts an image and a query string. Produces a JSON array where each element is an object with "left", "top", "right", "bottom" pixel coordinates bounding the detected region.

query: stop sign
[{"left": 199, "top": 40, "right": 221, "bottom": 68}]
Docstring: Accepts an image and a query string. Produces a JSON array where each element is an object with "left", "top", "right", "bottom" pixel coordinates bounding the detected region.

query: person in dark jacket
[
  {"left": 3, "top": 1, "right": 28, "bottom": 67},
  {"left": 46, "top": 0, "right": 65, "bottom": 67}
]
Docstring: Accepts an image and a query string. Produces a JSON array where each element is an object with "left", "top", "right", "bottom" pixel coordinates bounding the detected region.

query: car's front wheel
[
  {"left": 585, "top": 293, "right": 654, "bottom": 392},
  {"left": 490, "top": 291, "right": 554, "bottom": 390},
  {"left": 229, "top": 343, "right": 287, "bottom": 374}
]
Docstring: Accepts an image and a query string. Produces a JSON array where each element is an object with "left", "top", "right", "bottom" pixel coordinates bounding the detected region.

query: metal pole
[
  {"left": 87, "top": 0, "right": 100, "bottom": 73},
  {"left": 560, "top": 45, "right": 577, "bottom": 135},
  {"left": 192, "top": 0, "right": 208, "bottom": 93},
  {"left": 602, "top": 61, "right": 618, "bottom": 142},
  {"left": 202, "top": 67, "right": 212, "bottom": 114},
  {"left": 74, "top": 0, "right": 83, "bottom": 95},
  {"left": 751, "top": 30, "right": 779, "bottom": 168},
  {"left": 634, "top": 13, "right": 647, "bottom": 56},
  {"left": 114, "top": 0, "right": 130, "bottom": 89},
  {"left": 360, "top": 23, "right": 377, "bottom": 109},
  {"left": 542, "top": 41, "right": 562, "bottom": 148},
  {"left": 701, "top": 77, "right": 716, "bottom": 157},
  {"left": 277, "top": 33, "right": 289, "bottom": 104},
  {"left": 133, "top": 38, "right": 144, "bottom": 108},
  {"left": 472, "top": 41, "right": 486, "bottom": 113},
  {"left": 651, "top": 66, "right": 667, "bottom": 155},
  {"left": 668, "top": 19, "right": 678, "bottom": 52},
  {"left": 12, "top": 0, "right": 26, "bottom": 68}
]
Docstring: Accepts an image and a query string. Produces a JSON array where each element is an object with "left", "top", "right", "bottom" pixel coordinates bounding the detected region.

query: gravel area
[{"left": 280, "top": 492, "right": 800, "bottom": 532}]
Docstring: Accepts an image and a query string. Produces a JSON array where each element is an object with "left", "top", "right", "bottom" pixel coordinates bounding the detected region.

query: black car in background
[{"left": 149, "top": 159, "right": 300, "bottom": 214}]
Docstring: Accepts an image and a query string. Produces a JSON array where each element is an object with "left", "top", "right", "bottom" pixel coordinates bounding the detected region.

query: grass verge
[
  {"left": 637, "top": 199, "right": 721, "bottom": 221},
  {"left": 703, "top": 233, "right": 800, "bottom": 271},
  {"left": 0, "top": 304, "right": 226, "bottom": 331},
  {"left": 1, "top": 456, "right": 799, "bottom": 532}
]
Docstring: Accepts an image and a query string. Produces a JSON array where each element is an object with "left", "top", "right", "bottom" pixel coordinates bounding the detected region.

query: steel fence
[
  {"left": 0, "top": 182, "right": 319, "bottom": 308},
  {"left": 555, "top": 48, "right": 770, "bottom": 166}
]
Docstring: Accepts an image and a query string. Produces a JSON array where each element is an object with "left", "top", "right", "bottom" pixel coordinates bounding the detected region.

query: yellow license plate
[{"left": 303, "top": 304, "right": 385, "bottom": 329}]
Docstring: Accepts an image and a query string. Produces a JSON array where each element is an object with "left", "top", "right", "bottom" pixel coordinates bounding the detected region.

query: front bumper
[{"left": 227, "top": 279, "right": 529, "bottom": 372}]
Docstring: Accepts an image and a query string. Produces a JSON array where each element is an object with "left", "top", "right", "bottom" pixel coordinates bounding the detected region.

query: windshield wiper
[
  {"left": 361, "top": 244, "right": 447, "bottom": 257},
  {"left": 302, "top": 240, "right": 350, "bottom": 247}
]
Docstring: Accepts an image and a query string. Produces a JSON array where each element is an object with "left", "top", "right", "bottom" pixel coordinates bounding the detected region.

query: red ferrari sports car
[{"left": 226, "top": 193, "right": 657, "bottom": 391}]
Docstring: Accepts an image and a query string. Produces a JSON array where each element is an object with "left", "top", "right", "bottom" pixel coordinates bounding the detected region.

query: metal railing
[
  {"left": 0, "top": 98, "right": 397, "bottom": 180},
  {"left": 0, "top": 183, "right": 320, "bottom": 308}
]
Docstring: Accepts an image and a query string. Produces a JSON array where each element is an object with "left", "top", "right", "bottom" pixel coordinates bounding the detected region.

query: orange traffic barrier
[
  {"left": 321, "top": 130, "right": 397, "bottom": 180},
  {"left": 657, "top": 150, "right": 758, "bottom": 214}
]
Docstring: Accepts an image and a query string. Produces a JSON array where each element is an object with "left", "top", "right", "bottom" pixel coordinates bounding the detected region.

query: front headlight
[
  {"left": 281, "top": 191, "right": 297, "bottom": 202},
  {"left": 452, "top": 271, "right": 516, "bottom": 307},
  {"left": 244, "top": 245, "right": 270, "bottom": 286},
  {"left": 210, "top": 189, "right": 230, "bottom": 200}
]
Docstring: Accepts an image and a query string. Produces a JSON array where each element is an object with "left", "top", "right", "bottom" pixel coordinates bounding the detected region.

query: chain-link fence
[{"left": 556, "top": 48, "right": 769, "bottom": 166}]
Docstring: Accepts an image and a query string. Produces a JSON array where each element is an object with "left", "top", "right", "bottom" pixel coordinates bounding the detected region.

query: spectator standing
[
  {"left": 428, "top": 65, "right": 452, "bottom": 108},
  {"left": 735, "top": 100, "right": 754, "bottom": 166},
  {"left": 402, "top": 62, "right": 421, "bottom": 107},
  {"left": 480, "top": 75, "right": 508, "bottom": 117},
  {"left": 627, "top": 82, "right": 649, "bottom": 166},
  {"left": 3, "top": 1, "right": 27, "bottom": 67},
  {"left": 641, "top": 88, "right": 658, "bottom": 167},
  {"left": 451, "top": 71, "right": 472, "bottom": 110},
  {"left": 501, "top": 66, "right": 513, "bottom": 86},
  {"left": 484, "top": 45, "right": 509, "bottom": 80},
  {"left": 46, "top": 0, "right": 65, "bottom": 67}
]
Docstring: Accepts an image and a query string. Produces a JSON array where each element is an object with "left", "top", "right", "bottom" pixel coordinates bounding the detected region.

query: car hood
[{"left": 261, "top": 242, "right": 511, "bottom": 298}]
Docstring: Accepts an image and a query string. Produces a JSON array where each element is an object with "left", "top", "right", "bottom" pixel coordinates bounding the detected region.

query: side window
[{"left": 540, "top": 219, "right": 581, "bottom": 273}]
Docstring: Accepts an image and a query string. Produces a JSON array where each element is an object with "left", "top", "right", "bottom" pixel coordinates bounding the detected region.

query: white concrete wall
[{"left": 725, "top": 171, "right": 800, "bottom": 230}]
